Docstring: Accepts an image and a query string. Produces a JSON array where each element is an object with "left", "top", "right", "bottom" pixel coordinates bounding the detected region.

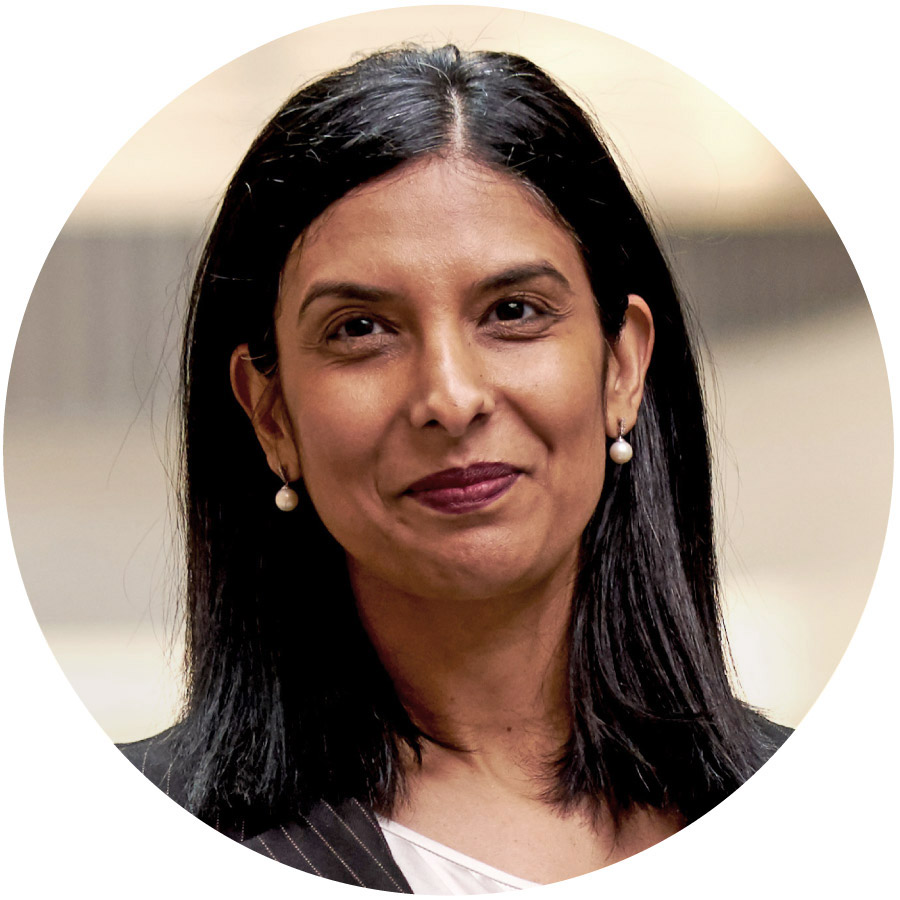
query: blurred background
[{"left": 4, "top": 6, "right": 892, "bottom": 742}]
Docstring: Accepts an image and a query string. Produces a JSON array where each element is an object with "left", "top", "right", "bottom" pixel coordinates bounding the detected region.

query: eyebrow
[
  {"left": 297, "top": 281, "right": 400, "bottom": 320},
  {"left": 472, "top": 262, "right": 572, "bottom": 295},
  {"left": 296, "top": 261, "right": 572, "bottom": 321}
]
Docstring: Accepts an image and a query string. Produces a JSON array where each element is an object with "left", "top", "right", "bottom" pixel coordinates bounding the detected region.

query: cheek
[
  {"left": 512, "top": 339, "right": 608, "bottom": 453},
  {"left": 282, "top": 372, "right": 393, "bottom": 504},
  {"left": 514, "top": 341, "right": 609, "bottom": 516}
]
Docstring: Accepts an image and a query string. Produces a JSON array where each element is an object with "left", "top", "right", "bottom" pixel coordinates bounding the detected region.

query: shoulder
[
  {"left": 115, "top": 731, "right": 412, "bottom": 890},
  {"left": 117, "top": 729, "right": 247, "bottom": 839},
  {"left": 117, "top": 728, "right": 188, "bottom": 807}
]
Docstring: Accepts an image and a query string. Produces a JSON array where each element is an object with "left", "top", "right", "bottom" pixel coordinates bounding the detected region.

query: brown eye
[
  {"left": 331, "top": 317, "right": 387, "bottom": 340},
  {"left": 492, "top": 300, "right": 538, "bottom": 321},
  {"left": 344, "top": 318, "right": 376, "bottom": 336}
]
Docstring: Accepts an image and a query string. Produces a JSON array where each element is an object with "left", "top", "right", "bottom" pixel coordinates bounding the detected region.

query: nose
[{"left": 408, "top": 332, "right": 495, "bottom": 437}]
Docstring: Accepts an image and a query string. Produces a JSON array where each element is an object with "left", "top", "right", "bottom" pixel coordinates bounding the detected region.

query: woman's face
[{"left": 238, "top": 157, "right": 648, "bottom": 602}]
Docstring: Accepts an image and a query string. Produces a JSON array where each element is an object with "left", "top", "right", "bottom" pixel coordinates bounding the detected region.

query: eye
[
  {"left": 481, "top": 296, "right": 560, "bottom": 340},
  {"left": 329, "top": 316, "right": 389, "bottom": 341},
  {"left": 490, "top": 300, "right": 540, "bottom": 322}
]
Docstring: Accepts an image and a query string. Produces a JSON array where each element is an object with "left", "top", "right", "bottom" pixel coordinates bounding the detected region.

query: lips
[{"left": 405, "top": 463, "right": 521, "bottom": 514}]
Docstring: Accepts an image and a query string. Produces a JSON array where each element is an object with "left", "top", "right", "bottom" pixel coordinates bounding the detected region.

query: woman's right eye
[{"left": 328, "top": 316, "right": 388, "bottom": 341}]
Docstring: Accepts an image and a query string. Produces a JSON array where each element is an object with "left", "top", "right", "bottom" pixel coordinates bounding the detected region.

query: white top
[{"left": 376, "top": 816, "right": 540, "bottom": 894}]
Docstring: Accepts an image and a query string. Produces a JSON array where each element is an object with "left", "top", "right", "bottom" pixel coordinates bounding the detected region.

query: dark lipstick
[{"left": 405, "top": 463, "right": 521, "bottom": 514}]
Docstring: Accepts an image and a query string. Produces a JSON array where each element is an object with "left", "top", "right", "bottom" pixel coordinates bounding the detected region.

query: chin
[{"left": 380, "top": 537, "right": 578, "bottom": 604}]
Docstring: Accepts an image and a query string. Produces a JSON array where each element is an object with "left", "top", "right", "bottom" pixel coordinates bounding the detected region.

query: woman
[{"left": 121, "top": 44, "right": 789, "bottom": 892}]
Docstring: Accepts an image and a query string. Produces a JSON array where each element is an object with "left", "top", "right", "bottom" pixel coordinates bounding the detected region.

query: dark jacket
[{"left": 119, "top": 734, "right": 413, "bottom": 892}]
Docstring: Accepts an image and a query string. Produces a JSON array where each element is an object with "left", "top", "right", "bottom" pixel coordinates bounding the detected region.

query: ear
[
  {"left": 230, "top": 344, "right": 301, "bottom": 481},
  {"left": 604, "top": 294, "right": 655, "bottom": 437}
]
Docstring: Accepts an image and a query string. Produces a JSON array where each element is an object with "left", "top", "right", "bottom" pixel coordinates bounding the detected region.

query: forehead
[{"left": 280, "top": 157, "right": 589, "bottom": 293}]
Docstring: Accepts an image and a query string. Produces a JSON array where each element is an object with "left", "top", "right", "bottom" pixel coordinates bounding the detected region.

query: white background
[{"left": 2, "top": 1, "right": 897, "bottom": 897}]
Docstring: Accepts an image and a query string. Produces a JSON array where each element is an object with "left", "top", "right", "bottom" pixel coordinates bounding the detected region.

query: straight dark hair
[{"left": 171, "top": 44, "right": 783, "bottom": 832}]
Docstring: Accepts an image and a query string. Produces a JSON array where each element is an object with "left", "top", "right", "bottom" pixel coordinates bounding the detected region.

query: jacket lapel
[{"left": 243, "top": 797, "right": 413, "bottom": 892}]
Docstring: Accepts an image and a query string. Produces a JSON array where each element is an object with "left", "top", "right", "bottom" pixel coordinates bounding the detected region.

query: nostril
[{"left": 408, "top": 340, "right": 496, "bottom": 435}]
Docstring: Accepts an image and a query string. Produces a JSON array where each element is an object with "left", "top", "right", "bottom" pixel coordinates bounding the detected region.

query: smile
[{"left": 404, "top": 463, "right": 521, "bottom": 514}]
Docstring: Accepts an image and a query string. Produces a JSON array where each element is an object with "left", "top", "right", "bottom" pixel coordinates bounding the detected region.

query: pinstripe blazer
[{"left": 118, "top": 735, "right": 413, "bottom": 892}]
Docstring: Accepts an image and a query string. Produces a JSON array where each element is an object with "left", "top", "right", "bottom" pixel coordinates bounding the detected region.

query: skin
[{"left": 231, "top": 156, "right": 672, "bottom": 882}]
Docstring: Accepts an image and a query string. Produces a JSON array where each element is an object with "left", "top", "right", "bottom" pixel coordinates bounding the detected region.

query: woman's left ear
[{"left": 604, "top": 294, "right": 655, "bottom": 437}]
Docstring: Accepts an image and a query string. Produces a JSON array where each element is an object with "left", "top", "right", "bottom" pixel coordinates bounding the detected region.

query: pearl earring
[
  {"left": 275, "top": 465, "right": 299, "bottom": 512},
  {"left": 609, "top": 419, "right": 633, "bottom": 465}
]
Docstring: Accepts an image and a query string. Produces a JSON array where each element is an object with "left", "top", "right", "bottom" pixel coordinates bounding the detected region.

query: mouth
[{"left": 404, "top": 462, "right": 522, "bottom": 514}]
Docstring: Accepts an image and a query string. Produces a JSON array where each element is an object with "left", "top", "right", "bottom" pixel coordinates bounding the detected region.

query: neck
[{"left": 348, "top": 553, "right": 577, "bottom": 769}]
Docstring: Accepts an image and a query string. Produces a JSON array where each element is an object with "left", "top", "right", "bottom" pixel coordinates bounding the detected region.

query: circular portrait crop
[{"left": 4, "top": 4, "right": 893, "bottom": 896}]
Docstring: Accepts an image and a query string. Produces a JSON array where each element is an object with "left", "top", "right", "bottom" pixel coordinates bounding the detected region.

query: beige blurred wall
[
  {"left": 4, "top": 7, "right": 892, "bottom": 741},
  {"left": 64, "top": 6, "right": 824, "bottom": 234}
]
